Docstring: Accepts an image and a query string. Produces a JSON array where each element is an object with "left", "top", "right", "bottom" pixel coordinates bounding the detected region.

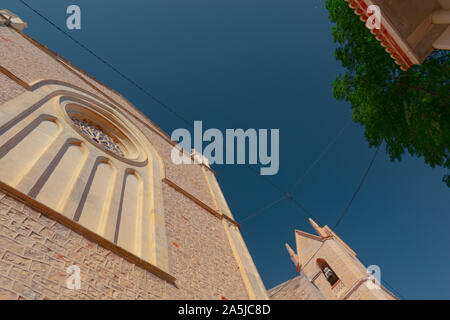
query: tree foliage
[{"left": 325, "top": 0, "right": 450, "bottom": 187}]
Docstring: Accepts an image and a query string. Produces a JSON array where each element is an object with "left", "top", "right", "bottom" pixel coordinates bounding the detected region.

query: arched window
[
  {"left": 317, "top": 258, "right": 339, "bottom": 286},
  {"left": 0, "top": 82, "right": 169, "bottom": 272}
]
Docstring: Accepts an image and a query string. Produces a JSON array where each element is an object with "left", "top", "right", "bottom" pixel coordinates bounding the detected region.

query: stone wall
[
  {"left": 269, "top": 274, "right": 324, "bottom": 300},
  {"left": 0, "top": 188, "right": 250, "bottom": 299}
]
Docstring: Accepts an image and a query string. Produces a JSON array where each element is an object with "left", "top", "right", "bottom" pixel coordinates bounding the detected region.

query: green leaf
[{"left": 325, "top": 0, "right": 450, "bottom": 187}]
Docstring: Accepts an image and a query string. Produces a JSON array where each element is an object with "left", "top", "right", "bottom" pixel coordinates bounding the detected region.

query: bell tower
[{"left": 283, "top": 219, "right": 398, "bottom": 300}]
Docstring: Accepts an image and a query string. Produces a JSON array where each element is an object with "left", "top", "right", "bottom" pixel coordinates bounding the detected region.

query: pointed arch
[
  {"left": 0, "top": 81, "right": 169, "bottom": 272},
  {"left": 317, "top": 258, "right": 340, "bottom": 286}
]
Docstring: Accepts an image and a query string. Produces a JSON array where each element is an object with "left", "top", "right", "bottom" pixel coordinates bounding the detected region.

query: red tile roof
[{"left": 345, "top": 0, "right": 413, "bottom": 71}]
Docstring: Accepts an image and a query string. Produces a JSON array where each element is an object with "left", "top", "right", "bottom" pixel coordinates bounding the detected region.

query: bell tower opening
[{"left": 317, "top": 258, "right": 339, "bottom": 286}]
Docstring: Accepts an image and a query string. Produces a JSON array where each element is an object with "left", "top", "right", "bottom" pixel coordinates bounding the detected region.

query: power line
[
  {"left": 380, "top": 278, "right": 405, "bottom": 300},
  {"left": 290, "top": 119, "right": 351, "bottom": 192},
  {"left": 245, "top": 165, "right": 287, "bottom": 195},
  {"left": 17, "top": 0, "right": 194, "bottom": 129},
  {"left": 290, "top": 196, "right": 320, "bottom": 222},
  {"left": 245, "top": 165, "right": 321, "bottom": 223},
  {"left": 333, "top": 142, "right": 382, "bottom": 230},
  {"left": 239, "top": 196, "right": 287, "bottom": 224},
  {"left": 301, "top": 242, "right": 326, "bottom": 270},
  {"left": 241, "top": 119, "right": 351, "bottom": 225},
  {"left": 358, "top": 256, "right": 406, "bottom": 300},
  {"left": 288, "top": 139, "right": 406, "bottom": 299}
]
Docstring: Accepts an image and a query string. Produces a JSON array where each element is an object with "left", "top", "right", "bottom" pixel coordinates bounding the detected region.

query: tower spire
[
  {"left": 308, "top": 218, "right": 329, "bottom": 238},
  {"left": 285, "top": 243, "right": 301, "bottom": 273}
]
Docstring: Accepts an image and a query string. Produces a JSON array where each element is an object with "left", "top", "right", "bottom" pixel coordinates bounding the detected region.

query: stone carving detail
[{"left": 71, "top": 117, "right": 124, "bottom": 157}]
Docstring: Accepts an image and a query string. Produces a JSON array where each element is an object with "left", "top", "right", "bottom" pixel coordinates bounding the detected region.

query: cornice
[{"left": 162, "top": 178, "right": 240, "bottom": 229}]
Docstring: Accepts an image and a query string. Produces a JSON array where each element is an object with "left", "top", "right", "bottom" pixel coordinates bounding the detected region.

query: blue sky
[{"left": 4, "top": 0, "right": 449, "bottom": 299}]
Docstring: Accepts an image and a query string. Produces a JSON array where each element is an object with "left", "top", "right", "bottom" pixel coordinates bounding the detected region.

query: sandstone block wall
[
  {"left": 0, "top": 188, "right": 250, "bottom": 299},
  {"left": 0, "top": 20, "right": 266, "bottom": 300}
]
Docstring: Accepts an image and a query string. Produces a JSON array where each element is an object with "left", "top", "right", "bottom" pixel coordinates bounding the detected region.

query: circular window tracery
[
  {"left": 71, "top": 117, "right": 124, "bottom": 157},
  {"left": 61, "top": 100, "right": 148, "bottom": 166}
]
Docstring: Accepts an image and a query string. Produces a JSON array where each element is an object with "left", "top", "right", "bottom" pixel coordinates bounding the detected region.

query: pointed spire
[
  {"left": 285, "top": 243, "right": 301, "bottom": 273},
  {"left": 308, "top": 218, "right": 328, "bottom": 238},
  {"left": 0, "top": 9, "right": 28, "bottom": 31}
]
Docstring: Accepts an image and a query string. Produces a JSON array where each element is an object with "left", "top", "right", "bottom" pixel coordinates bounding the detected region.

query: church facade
[{"left": 0, "top": 10, "right": 267, "bottom": 300}]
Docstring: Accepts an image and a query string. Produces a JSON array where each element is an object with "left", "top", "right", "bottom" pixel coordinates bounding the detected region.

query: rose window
[{"left": 71, "top": 117, "right": 124, "bottom": 157}]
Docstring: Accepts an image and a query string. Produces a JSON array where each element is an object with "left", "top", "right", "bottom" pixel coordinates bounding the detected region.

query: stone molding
[{"left": 0, "top": 180, "right": 176, "bottom": 284}]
